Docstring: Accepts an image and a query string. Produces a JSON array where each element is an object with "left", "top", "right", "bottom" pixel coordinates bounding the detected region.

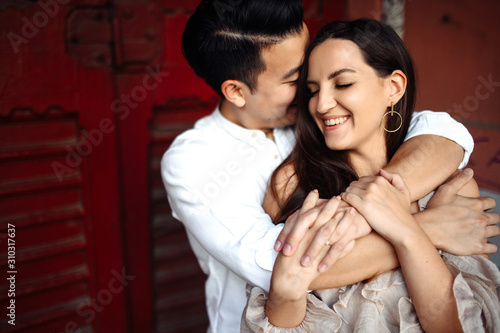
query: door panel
[{"left": 0, "top": 110, "right": 93, "bottom": 333}]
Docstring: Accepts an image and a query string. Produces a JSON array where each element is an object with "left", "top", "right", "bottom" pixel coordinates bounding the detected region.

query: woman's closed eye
[{"left": 335, "top": 83, "right": 353, "bottom": 89}]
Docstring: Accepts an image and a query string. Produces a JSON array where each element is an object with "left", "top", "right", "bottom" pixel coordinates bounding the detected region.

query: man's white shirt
[{"left": 161, "top": 106, "right": 474, "bottom": 333}]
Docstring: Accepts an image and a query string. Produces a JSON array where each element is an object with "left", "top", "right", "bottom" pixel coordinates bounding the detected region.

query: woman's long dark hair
[{"left": 272, "top": 19, "right": 416, "bottom": 223}]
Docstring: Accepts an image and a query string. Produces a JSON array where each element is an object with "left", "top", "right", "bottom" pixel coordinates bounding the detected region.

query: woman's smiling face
[{"left": 306, "top": 38, "right": 393, "bottom": 154}]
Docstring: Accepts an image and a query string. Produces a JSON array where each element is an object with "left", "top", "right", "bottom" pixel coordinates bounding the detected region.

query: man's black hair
[{"left": 182, "top": 0, "right": 304, "bottom": 97}]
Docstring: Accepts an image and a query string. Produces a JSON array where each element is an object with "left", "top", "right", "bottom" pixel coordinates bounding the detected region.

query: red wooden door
[
  {"left": 0, "top": 1, "right": 130, "bottom": 332},
  {"left": 0, "top": 0, "right": 212, "bottom": 331}
]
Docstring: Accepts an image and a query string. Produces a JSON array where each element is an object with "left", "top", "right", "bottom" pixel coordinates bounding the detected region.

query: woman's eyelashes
[
  {"left": 306, "top": 82, "right": 353, "bottom": 98},
  {"left": 335, "top": 83, "right": 353, "bottom": 89}
]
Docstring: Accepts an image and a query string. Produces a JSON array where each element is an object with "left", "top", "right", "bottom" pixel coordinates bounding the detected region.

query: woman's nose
[{"left": 316, "top": 90, "right": 337, "bottom": 114}]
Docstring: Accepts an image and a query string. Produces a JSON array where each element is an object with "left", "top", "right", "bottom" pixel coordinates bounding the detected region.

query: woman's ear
[
  {"left": 389, "top": 69, "right": 407, "bottom": 105},
  {"left": 221, "top": 80, "right": 247, "bottom": 108}
]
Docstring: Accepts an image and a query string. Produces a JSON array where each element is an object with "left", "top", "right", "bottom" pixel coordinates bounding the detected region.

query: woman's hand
[
  {"left": 266, "top": 191, "right": 356, "bottom": 327},
  {"left": 270, "top": 191, "right": 355, "bottom": 298},
  {"left": 341, "top": 169, "right": 414, "bottom": 242}
]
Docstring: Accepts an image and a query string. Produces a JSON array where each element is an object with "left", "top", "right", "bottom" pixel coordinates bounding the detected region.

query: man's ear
[
  {"left": 388, "top": 69, "right": 407, "bottom": 105},
  {"left": 221, "top": 80, "right": 247, "bottom": 108}
]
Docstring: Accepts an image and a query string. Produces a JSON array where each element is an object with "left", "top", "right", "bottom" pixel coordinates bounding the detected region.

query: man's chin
[
  {"left": 286, "top": 107, "right": 298, "bottom": 122},
  {"left": 287, "top": 105, "right": 298, "bottom": 116},
  {"left": 275, "top": 114, "right": 297, "bottom": 128}
]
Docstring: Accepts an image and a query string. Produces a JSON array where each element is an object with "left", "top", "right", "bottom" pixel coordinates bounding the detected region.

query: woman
[{"left": 241, "top": 19, "right": 500, "bottom": 332}]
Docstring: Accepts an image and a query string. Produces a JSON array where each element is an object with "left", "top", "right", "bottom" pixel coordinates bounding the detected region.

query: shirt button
[
  {"left": 274, "top": 155, "right": 279, "bottom": 159},
  {"left": 252, "top": 132, "right": 258, "bottom": 138}
]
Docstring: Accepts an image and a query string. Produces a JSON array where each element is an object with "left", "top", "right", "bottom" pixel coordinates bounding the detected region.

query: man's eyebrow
[
  {"left": 281, "top": 65, "right": 301, "bottom": 81},
  {"left": 307, "top": 68, "right": 356, "bottom": 84}
]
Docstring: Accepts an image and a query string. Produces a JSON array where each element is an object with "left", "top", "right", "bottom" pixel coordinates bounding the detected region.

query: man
[{"left": 162, "top": 1, "right": 500, "bottom": 331}]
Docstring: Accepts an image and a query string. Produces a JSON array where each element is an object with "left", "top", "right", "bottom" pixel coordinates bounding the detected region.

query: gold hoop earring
[{"left": 383, "top": 102, "right": 402, "bottom": 133}]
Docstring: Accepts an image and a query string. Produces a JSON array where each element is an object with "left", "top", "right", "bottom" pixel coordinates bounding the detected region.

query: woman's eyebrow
[
  {"left": 328, "top": 68, "right": 356, "bottom": 80},
  {"left": 307, "top": 68, "right": 356, "bottom": 85}
]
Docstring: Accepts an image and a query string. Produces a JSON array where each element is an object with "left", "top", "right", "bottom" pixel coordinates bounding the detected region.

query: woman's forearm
[
  {"left": 266, "top": 290, "right": 307, "bottom": 328},
  {"left": 393, "top": 222, "right": 462, "bottom": 333},
  {"left": 266, "top": 220, "right": 329, "bottom": 328}
]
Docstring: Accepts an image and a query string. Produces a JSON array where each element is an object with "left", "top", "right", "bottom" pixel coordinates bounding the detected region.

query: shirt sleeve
[
  {"left": 161, "top": 137, "right": 282, "bottom": 292},
  {"left": 405, "top": 111, "right": 474, "bottom": 169}
]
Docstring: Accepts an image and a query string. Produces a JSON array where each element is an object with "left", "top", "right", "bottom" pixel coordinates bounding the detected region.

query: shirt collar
[{"left": 212, "top": 106, "right": 268, "bottom": 144}]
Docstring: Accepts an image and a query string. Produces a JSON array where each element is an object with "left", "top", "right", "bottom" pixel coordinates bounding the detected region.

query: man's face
[{"left": 243, "top": 23, "right": 310, "bottom": 131}]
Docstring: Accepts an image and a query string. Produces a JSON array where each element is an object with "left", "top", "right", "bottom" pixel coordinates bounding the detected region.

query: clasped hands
[{"left": 273, "top": 168, "right": 500, "bottom": 275}]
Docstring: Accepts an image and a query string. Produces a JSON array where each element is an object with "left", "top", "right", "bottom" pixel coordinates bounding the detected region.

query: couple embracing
[{"left": 162, "top": 1, "right": 500, "bottom": 331}]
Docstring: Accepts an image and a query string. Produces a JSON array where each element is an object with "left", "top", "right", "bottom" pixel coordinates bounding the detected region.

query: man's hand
[
  {"left": 274, "top": 190, "right": 372, "bottom": 273},
  {"left": 418, "top": 169, "right": 500, "bottom": 255}
]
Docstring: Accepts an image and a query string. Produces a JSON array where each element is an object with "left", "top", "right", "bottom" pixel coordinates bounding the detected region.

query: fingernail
[
  {"left": 274, "top": 240, "right": 282, "bottom": 251},
  {"left": 335, "top": 195, "right": 341, "bottom": 200},
  {"left": 349, "top": 208, "right": 355, "bottom": 215},
  {"left": 301, "top": 256, "right": 311, "bottom": 266},
  {"left": 283, "top": 244, "right": 292, "bottom": 256},
  {"left": 319, "top": 264, "right": 328, "bottom": 273},
  {"left": 313, "top": 189, "right": 319, "bottom": 193},
  {"left": 463, "top": 168, "right": 473, "bottom": 175}
]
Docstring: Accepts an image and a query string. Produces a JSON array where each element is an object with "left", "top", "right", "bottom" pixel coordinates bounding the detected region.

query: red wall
[{"left": 405, "top": 0, "right": 500, "bottom": 191}]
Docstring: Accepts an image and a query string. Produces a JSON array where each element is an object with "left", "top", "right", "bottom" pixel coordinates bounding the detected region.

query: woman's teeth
[{"left": 324, "top": 117, "right": 348, "bottom": 126}]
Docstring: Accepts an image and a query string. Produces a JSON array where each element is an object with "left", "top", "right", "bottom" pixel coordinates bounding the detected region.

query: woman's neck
[{"left": 348, "top": 135, "right": 388, "bottom": 177}]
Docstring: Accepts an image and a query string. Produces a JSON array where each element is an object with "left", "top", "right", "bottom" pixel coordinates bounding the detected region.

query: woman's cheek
[{"left": 308, "top": 97, "right": 317, "bottom": 116}]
